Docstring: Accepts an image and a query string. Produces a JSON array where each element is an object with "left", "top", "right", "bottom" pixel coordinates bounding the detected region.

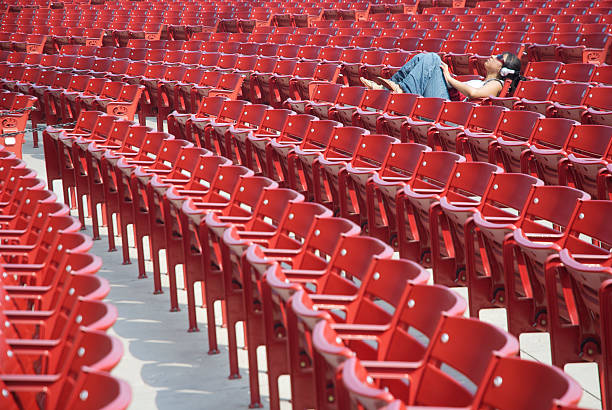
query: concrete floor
[{"left": 20, "top": 119, "right": 603, "bottom": 409}]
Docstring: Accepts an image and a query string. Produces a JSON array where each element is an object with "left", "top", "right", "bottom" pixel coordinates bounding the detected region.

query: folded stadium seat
[
  {"left": 408, "top": 100, "right": 473, "bottom": 149},
  {"left": 56, "top": 113, "right": 118, "bottom": 228},
  {"left": 134, "top": 63, "right": 167, "bottom": 124},
  {"left": 190, "top": 98, "right": 248, "bottom": 149},
  {"left": 169, "top": 170, "right": 270, "bottom": 331},
  {"left": 557, "top": 33, "right": 612, "bottom": 64},
  {"left": 119, "top": 60, "right": 149, "bottom": 84},
  {"left": 232, "top": 107, "right": 293, "bottom": 173},
  {"left": 78, "top": 80, "right": 120, "bottom": 113},
  {"left": 276, "top": 44, "right": 301, "bottom": 60},
  {"left": 310, "top": 277, "right": 459, "bottom": 409},
  {"left": 449, "top": 29, "right": 477, "bottom": 41},
  {"left": 110, "top": 131, "right": 182, "bottom": 276},
  {"left": 181, "top": 39, "right": 204, "bottom": 52},
  {"left": 502, "top": 185, "right": 590, "bottom": 335},
  {"left": 425, "top": 28, "right": 452, "bottom": 40},
  {"left": 484, "top": 110, "right": 546, "bottom": 168},
  {"left": 167, "top": 94, "right": 224, "bottom": 142},
  {"left": 588, "top": 64, "right": 612, "bottom": 86},
  {"left": 574, "top": 13, "right": 601, "bottom": 24},
  {"left": 190, "top": 71, "right": 244, "bottom": 114},
  {"left": 1, "top": 328, "right": 124, "bottom": 409},
  {"left": 578, "top": 86, "right": 612, "bottom": 126},
  {"left": 251, "top": 59, "right": 297, "bottom": 106},
  {"left": 271, "top": 60, "right": 320, "bottom": 106},
  {"left": 485, "top": 79, "right": 555, "bottom": 113},
  {"left": 15, "top": 52, "right": 43, "bottom": 67},
  {"left": 382, "top": 354, "right": 581, "bottom": 410},
  {"left": 401, "top": 97, "right": 446, "bottom": 144},
  {"left": 176, "top": 50, "right": 202, "bottom": 67},
  {"left": 59, "top": 368, "right": 131, "bottom": 410},
  {"left": 145, "top": 65, "right": 186, "bottom": 130},
  {"left": 96, "top": 124, "right": 160, "bottom": 265},
  {"left": 238, "top": 56, "right": 276, "bottom": 101},
  {"left": 144, "top": 49, "right": 167, "bottom": 63},
  {"left": 445, "top": 40, "right": 495, "bottom": 75},
  {"left": 349, "top": 89, "right": 392, "bottom": 132},
  {"left": 85, "top": 57, "right": 114, "bottom": 78},
  {"left": 295, "top": 45, "right": 322, "bottom": 62},
  {"left": 146, "top": 153, "right": 227, "bottom": 292},
  {"left": 524, "top": 61, "right": 563, "bottom": 80},
  {"left": 263, "top": 113, "right": 318, "bottom": 181},
  {"left": 398, "top": 157, "right": 497, "bottom": 269},
  {"left": 497, "top": 115, "right": 577, "bottom": 180},
  {"left": 105, "top": 59, "right": 131, "bottom": 82},
  {"left": 266, "top": 118, "right": 338, "bottom": 196},
  {"left": 537, "top": 200, "right": 610, "bottom": 408},
  {"left": 316, "top": 132, "right": 396, "bottom": 215},
  {"left": 0, "top": 210, "right": 80, "bottom": 268},
  {"left": 280, "top": 238, "right": 413, "bottom": 409},
  {"left": 328, "top": 34, "right": 353, "bottom": 49},
  {"left": 460, "top": 109, "right": 541, "bottom": 163},
  {"left": 290, "top": 125, "right": 367, "bottom": 202},
  {"left": 161, "top": 49, "right": 185, "bottom": 66},
  {"left": 329, "top": 88, "right": 385, "bottom": 127},
  {"left": 497, "top": 30, "right": 527, "bottom": 44},
  {"left": 0, "top": 66, "right": 28, "bottom": 92},
  {"left": 206, "top": 186, "right": 304, "bottom": 378},
  {"left": 44, "top": 74, "right": 89, "bottom": 124},
  {"left": 246, "top": 216, "right": 360, "bottom": 403},
  {"left": 124, "top": 139, "right": 196, "bottom": 280},
  {"left": 71, "top": 118, "right": 133, "bottom": 240},
  {"left": 287, "top": 63, "right": 341, "bottom": 104},
  {"left": 558, "top": 124, "right": 612, "bottom": 198},
  {"left": 372, "top": 93, "right": 417, "bottom": 140},
  {"left": 361, "top": 51, "right": 411, "bottom": 81},
  {"left": 416, "top": 37, "right": 445, "bottom": 53},
  {"left": 554, "top": 62, "right": 595, "bottom": 83},
  {"left": 333, "top": 49, "right": 364, "bottom": 86},
  {"left": 210, "top": 103, "right": 269, "bottom": 161},
  {"left": 305, "top": 85, "right": 363, "bottom": 121},
  {"left": 341, "top": 315, "right": 519, "bottom": 409},
  {"left": 52, "top": 55, "right": 79, "bottom": 74}
]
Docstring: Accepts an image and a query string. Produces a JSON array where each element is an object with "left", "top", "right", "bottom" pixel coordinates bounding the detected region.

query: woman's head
[
  {"left": 484, "top": 52, "right": 521, "bottom": 78},
  {"left": 485, "top": 52, "right": 522, "bottom": 95}
]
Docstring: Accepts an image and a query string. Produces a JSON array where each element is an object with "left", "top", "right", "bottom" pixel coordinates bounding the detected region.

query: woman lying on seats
[{"left": 361, "top": 52, "right": 522, "bottom": 100}]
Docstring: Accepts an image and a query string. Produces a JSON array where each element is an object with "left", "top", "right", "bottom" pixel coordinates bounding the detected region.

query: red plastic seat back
[
  {"left": 473, "top": 355, "right": 582, "bottom": 410},
  {"left": 407, "top": 316, "right": 519, "bottom": 407}
]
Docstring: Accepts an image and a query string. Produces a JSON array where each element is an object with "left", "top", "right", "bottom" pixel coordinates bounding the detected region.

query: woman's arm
[{"left": 440, "top": 62, "right": 503, "bottom": 99}]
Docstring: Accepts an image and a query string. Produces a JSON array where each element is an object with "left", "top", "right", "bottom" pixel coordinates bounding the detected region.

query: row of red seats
[
  {"left": 3, "top": 5, "right": 612, "bottom": 30},
  {"left": 0, "top": 148, "right": 130, "bottom": 409},
  {"left": 524, "top": 60, "right": 612, "bottom": 84},
  {"left": 4, "top": 10, "right": 612, "bottom": 30},
  {"left": 4, "top": 5, "right": 612, "bottom": 24},
  {"left": 272, "top": 81, "right": 612, "bottom": 178},
  {"left": 0, "top": 65, "right": 145, "bottom": 146},
  {"left": 162, "top": 91, "right": 612, "bottom": 407},
  {"left": 43, "top": 107, "right": 592, "bottom": 410}
]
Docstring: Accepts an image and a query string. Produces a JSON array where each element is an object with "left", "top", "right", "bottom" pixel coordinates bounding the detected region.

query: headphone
[{"left": 500, "top": 67, "right": 516, "bottom": 77}]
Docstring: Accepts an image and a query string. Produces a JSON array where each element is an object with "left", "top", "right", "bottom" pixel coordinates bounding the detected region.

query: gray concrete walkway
[{"left": 21, "top": 121, "right": 602, "bottom": 409}]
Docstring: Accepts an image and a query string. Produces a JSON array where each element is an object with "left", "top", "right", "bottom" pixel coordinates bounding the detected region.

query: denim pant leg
[
  {"left": 392, "top": 52, "right": 450, "bottom": 100},
  {"left": 390, "top": 52, "right": 426, "bottom": 83}
]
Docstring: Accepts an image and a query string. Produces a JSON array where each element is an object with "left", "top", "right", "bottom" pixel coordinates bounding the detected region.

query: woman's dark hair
[{"left": 499, "top": 52, "right": 524, "bottom": 96}]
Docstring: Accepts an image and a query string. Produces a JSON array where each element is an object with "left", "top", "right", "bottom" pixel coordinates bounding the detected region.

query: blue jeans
[{"left": 390, "top": 52, "right": 450, "bottom": 99}]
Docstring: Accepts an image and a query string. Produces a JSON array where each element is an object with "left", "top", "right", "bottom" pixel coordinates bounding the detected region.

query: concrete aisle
[{"left": 20, "top": 120, "right": 602, "bottom": 409}]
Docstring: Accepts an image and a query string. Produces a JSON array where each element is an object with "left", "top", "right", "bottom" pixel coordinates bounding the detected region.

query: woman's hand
[{"left": 440, "top": 61, "right": 452, "bottom": 81}]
